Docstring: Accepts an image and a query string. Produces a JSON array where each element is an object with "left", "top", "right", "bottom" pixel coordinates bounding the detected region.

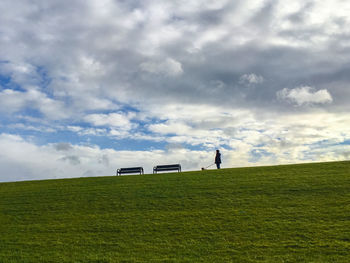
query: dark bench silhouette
[
  {"left": 153, "top": 164, "right": 181, "bottom": 174},
  {"left": 116, "top": 167, "right": 144, "bottom": 176}
]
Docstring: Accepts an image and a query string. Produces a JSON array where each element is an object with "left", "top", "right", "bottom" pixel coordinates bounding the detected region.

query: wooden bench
[
  {"left": 153, "top": 164, "right": 181, "bottom": 174},
  {"left": 116, "top": 167, "right": 144, "bottom": 176}
]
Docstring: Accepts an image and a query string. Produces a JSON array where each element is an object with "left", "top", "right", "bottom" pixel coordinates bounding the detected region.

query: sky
[{"left": 1, "top": 0, "right": 350, "bottom": 182}]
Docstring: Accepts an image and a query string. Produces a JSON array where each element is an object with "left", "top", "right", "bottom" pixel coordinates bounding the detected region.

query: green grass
[{"left": 0, "top": 161, "right": 350, "bottom": 262}]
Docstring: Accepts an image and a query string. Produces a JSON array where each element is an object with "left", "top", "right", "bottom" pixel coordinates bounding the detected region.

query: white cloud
[
  {"left": 277, "top": 86, "right": 333, "bottom": 106},
  {"left": 0, "top": 88, "right": 68, "bottom": 119},
  {"left": 1, "top": 0, "right": 350, "bottom": 182},
  {"left": 0, "top": 133, "right": 215, "bottom": 182},
  {"left": 239, "top": 73, "right": 264, "bottom": 85},
  {"left": 0, "top": 62, "right": 40, "bottom": 87},
  {"left": 1, "top": 107, "right": 350, "bottom": 182},
  {"left": 84, "top": 113, "right": 135, "bottom": 130},
  {"left": 0, "top": 89, "right": 27, "bottom": 112},
  {"left": 149, "top": 121, "right": 191, "bottom": 135},
  {"left": 142, "top": 104, "right": 256, "bottom": 148},
  {"left": 7, "top": 123, "right": 56, "bottom": 133}
]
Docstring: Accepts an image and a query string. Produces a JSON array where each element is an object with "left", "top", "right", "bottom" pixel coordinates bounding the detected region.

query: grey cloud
[
  {"left": 223, "top": 128, "right": 238, "bottom": 137},
  {"left": 286, "top": 2, "right": 314, "bottom": 24},
  {"left": 2, "top": 0, "right": 350, "bottom": 115},
  {"left": 60, "top": 155, "right": 81, "bottom": 165},
  {"left": 55, "top": 143, "right": 73, "bottom": 151},
  {"left": 1, "top": 0, "right": 350, "bottom": 183},
  {"left": 165, "top": 143, "right": 185, "bottom": 151},
  {"left": 287, "top": 12, "right": 306, "bottom": 25},
  {"left": 248, "top": 1, "right": 276, "bottom": 30},
  {"left": 98, "top": 154, "right": 110, "bottom": 167}
]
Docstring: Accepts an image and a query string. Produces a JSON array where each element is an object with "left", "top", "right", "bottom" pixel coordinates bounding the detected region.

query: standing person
[{"left": 215, "top": 149, "right": 221, "bottom": 169}]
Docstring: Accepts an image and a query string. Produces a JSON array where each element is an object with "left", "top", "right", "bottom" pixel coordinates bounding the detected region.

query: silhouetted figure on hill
[{"left": 215, "top": 149, "right": 221, "bottom": 169}]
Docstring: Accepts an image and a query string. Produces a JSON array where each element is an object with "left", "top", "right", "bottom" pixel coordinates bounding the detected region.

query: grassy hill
[{"left": 0, "top": 161, "right": 350, "bottom": 262}]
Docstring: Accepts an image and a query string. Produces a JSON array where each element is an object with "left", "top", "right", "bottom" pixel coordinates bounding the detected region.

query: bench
[
  {"left": 116, "top": 167, "right": 144, "bottom": 176},
  {"left": 153, "top": 164, "right": 181, "bottom": 174}
]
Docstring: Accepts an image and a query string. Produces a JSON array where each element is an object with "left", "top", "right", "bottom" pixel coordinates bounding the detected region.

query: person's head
[{"left": 216, "top": 149, "right": 220, "bottom": 153}]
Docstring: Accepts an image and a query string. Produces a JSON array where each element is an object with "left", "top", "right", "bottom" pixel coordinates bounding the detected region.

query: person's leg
[{"left": 216, "top": 163, "right": 220, "bottom": 169}]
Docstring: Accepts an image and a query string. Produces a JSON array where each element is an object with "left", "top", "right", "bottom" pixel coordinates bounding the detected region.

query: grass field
[{"left": 0, "top": 161, "right": 350, "bottom": 262}]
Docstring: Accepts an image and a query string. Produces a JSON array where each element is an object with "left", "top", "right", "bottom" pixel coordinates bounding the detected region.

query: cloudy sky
[{"left": 1, "top": 0, "right": 350, "bottom": 182}]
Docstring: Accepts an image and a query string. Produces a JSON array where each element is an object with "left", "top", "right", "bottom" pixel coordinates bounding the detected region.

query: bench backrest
[
  {"left": 117, "top": 167, "right": 144, "bottom": 175},
  {"left": 119, "top": 167, "right": 143, "bottom": 171},
  {"left": 155, "top": 164, "right": 180, "bottom": 169},
  {"left": 153, "top": 164, "right": 181, "bottom": 173}
]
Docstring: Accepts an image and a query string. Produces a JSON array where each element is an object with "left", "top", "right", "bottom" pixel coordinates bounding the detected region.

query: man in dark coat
[{"left": 215, "top": 149, "right": 221, "bottom": 169}]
